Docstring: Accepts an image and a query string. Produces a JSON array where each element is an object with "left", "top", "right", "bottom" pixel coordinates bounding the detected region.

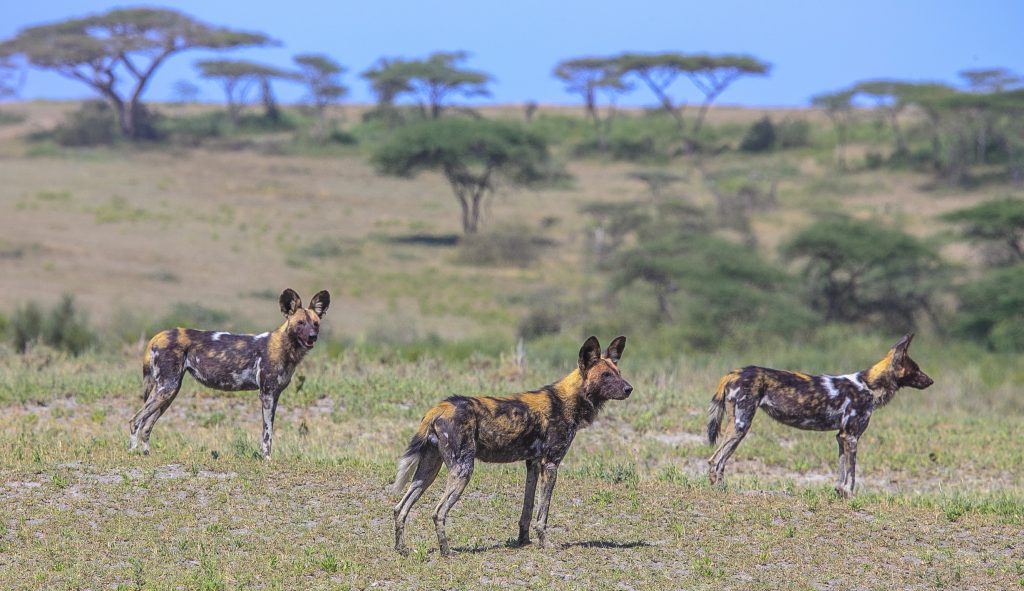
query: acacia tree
[
  {"left": 616, "top": 52, "right": 690, "bottom": 130},
  {"left": 0, "top": 56, "right": 23, "bottom": 98},
  {"left": 852, "top": 80, "right": 913, "bottom": 155},
  {"left": 0, "top": 8, "right": 271, "bottom": 138},
  {"left": 195, "top": 59, "right": 295, "bottom": 122},
  {"left": 553, "top": 56, "right": 628, "bottom": 151},
  {"left": 782, "top": 218, "right": 945, "bottom": 330},
  {"left": 811, "top": 89, "right": 856, "bottom": 171},
  {"left": 941, "top": 197, "right": 1024, "bottom": 264},
  {"left": 293, "top": 53, "right": 347, "bottom": 119},
  {"left": 372, "top": 118, "right": 559, "bottom": 234},
  {"left": 361, "top": 51, "right": 491, "bottom": 119},
  {"left": 684, "top": 54, "right": 770, "bottom": 136}
]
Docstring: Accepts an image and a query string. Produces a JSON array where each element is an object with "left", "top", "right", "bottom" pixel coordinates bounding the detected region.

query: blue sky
[{"left": 3, "top": 0, "right": 1022, "bottom": 107}]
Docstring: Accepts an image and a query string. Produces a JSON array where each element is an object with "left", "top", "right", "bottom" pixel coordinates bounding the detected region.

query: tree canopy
[
  {"left": 782, "top": 218, "right": 945, "bottom": 330},
  {"left": 195, "top": 59, "right": 295, "bottom": 121},
  {"left": 941, "top": 197, "right": 1024, "bottom": 264},
  {"left": 0, "top": 7, "right": 272, "bottom": 137},
  {"left": 553, "top": 56, "right": 629, "bottom": 150},
  {"left": 361, "top": 51, "right": 491, "bottom": 119},
  {"left": 952, "top": 264, "right": 1024, "bottom": 351},
  {"left": 372, "top": 118, "right": 559, "bottom": 234},
  {"left": 293, "top": 53, "right": 347, "bottom": 117}
]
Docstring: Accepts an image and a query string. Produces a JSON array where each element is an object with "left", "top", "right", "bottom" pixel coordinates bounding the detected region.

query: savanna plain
[{"left": 0, "top": 102, "right": 1022, "bottom": 590}]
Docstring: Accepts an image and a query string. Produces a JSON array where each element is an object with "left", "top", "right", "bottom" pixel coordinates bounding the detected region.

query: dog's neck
[
  {"left": 861, "top": 354, "right": 900, "bottom": 408},
  {"left": 267, "top": 321, "right": 309, "bottom": 371},
  {"left": 552, "top": 368, "right": 606, "bottom": 429}
]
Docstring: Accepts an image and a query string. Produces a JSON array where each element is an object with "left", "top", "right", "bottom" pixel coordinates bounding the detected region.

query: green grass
[{"left": 0, "top": 342, "right": 1022, "bottom": 588}]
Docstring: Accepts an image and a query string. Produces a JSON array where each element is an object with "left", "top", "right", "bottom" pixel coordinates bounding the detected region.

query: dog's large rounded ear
[
  {"left": 605, "top": 336, "right": 626, "bottom": 363},
  {"left": 279, "top": 288, "right": 302, "bottom": 317},
  {"left": 578, "top": 336, "right": 601, "bottom": 373},
  {"left": 309, "top": 290, "right": 330, "bottom": 319},
  {"left": 891, "top": 333, "right": 914, "bottom": 365}
]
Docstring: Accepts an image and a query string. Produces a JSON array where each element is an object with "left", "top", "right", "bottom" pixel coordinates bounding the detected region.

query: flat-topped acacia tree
[
  {"left": 372, "top": 117, "right": 560, "bottom": 235},
  {"left": 195, "top": 59, "right": 296, "bottom": 122},
  {"left": 553, "top": 56, "right": 629, "bottom": 151},
  {"left": 362, "top": 51, "right": 491, "bottom": 119},
  {"left": 0, "top": 7, "right": 272, "bottom": 138}
]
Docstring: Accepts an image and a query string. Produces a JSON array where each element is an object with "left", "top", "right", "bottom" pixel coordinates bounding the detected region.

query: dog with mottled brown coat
[
  {"left": 129, "top": 288, "right": 329, "bottom": 458},
  {"left": 707, "top": 334, "right": 933, "bottom": 497},
  {"left": 392, "top": 336, "right": 633, "bottom": 557}
]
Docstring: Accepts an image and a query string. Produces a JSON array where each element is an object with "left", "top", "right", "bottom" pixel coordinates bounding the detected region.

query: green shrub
[
  {"left": 606, "top": 231, "right": 815, "bottom": 349},
  {"left": 518, "top": 307, "right": 562, "bottom": 340},
  {"left": 782, "top": 217, "right": 948, "bottom": 330},
  {"left": 953, "top": 264, "right": 1024, "bottom": 351},
  {"left": 54, "top": 101, "right": 118, "bottom": 147},
  {"left": 157, "top": 303, "right": 235, "bottom": 331},
  {"left": 739, "top": 116, "right": 776, "bottom": 152},
  {"left": 52, "top": 101, "right": 161, "bottom": 146},
  {"left": 776, "top": 118, "right": 812, "bottom": 149},
  {"left": 454, "top": 225, "right": 552, "bottom": 267},
  {"left": 941, "top": 197, "right": 1024, "bottom": 266},
  {"left": 9, "top": 295, "right": 95, "bottom": 355}
]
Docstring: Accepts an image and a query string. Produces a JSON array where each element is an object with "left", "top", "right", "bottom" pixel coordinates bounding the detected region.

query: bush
[
  {"left": 9, "top": 295, "right": 96, "bottom": 355},
  {"left": 53, "top": 101, "right": 161, "bottom": 146},
  {"left": 782, "top": 217, "right": 948, "bottom": 330},
  {"left": 775, "top": 118, "right": 812, "bottom": 149},
  {"left": 455, "top": 225, "right": 552, "bottom": 267},
  {"left": 953, "top": 264, "right": 1024, "bottom": 351},
  {"left": 941, "top": 197, "right": 1024, "bottom": 266},
  {"left": 606, "top": 232, "right": 815, "bottom": 349},
  {"left": 739, "top": 116, "right": 776, "bottom": 152},
  {"left": 157, "top": 302, "right": 235, "bottom": 332},
  {"left": 54, "top": 101, "right": 118, "bottom": 147}
]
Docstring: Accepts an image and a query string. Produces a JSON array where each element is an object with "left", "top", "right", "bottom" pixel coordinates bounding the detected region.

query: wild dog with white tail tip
[
  {"left": 707, "top": 334, "right": 933, "bottom": 497},
  {"left": 392, "top": 336, "right": 633, "bottom": 557},
  {"left": 129, "top": 288, "right": 330, "bottom": 458}
]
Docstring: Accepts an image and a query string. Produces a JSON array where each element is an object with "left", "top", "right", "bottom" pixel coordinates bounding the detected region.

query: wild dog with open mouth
[
  {"left": 392, "top": 336, "right": 633, "bottom": 557},
  {"left": 129, "top": 288, "right": 330, "bottom": 458},
  {"left": 707, "top": 334, "right": 932, "bottom": 497}
]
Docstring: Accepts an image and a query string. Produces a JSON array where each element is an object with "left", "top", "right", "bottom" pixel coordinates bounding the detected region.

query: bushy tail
[
  {"left": 392, "top": 406, "right": 443, "bottom": 494},
  {"left": 708, "top": 371, "right": 737, "bottom": 445},
  {"left": 141, "top": 363, "right": 154, "bottom": 402}
]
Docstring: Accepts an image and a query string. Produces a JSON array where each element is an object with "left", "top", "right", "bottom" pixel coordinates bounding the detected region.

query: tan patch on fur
[{"left": 867, "top": 351, "right": 894, "bottom": 384}]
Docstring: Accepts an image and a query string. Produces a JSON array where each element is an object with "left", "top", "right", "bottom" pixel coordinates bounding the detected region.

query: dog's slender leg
[
  {"left": 432, "top": 461, "right": 473, "bottom": 557},
  {"left": 137, "top": 384, "right": 181, "bottom": 455},
  {"left": 834, "top": 432, "right": 849, "bottom": 494},
  {"left": 130, "top": 374, "right": 156, "bottom": 450},
  {"left": 394, "top": 446, "right": 442, "bottom": 555},
  {"left": 259, "top": 390, "right": 281, "bottom": 459},
  {"left": 517, "top": 460, "right": 540, "bottom": 546},
  {"left": 841, "top": 433, "right": 859, "bottom": 498},
  {"left": 710, "top": 397, "right": 755, "bottom": 484},
  {"left": 531, "top": 461, "right": 560, "bottom": 548}
]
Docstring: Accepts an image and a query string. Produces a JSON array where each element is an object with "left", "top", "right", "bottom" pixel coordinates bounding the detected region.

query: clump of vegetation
[
  {"left": 53, "top": 101, "right": 119, "bottom": 147},
  {"left": 372, "top": 117, "right": 563, "bottom": 234},
  {"left": 9, "top": 294, "right": 95, "bottom": 355},
  {"left": 454, "top": 224, "right": 552, "bottom": 267},
  {"left": 941, "top": 197, "right": 1024, "bottom": 265},
  {"left": 782, "top": 217, "right": 947, "bottom": 331},
  {"left": 611, "top": 232, "right": 814, "bottom": 348},
  {"left": 739, "top": 116, "right": 776, "bottom": 152},
  {"left": 953, "top": 264, "right": 1024, "bottom": 351}
]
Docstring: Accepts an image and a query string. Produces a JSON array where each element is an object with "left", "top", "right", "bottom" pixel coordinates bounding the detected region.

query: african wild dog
[
  {"left": 707, "top": 334, "right": 932, "bottom": 497},
  {"left": 129, "top": 289, "right": 330, "bottom": 458},
  {"left": 392, "top": 336, "right": 632, "bottom": 557}
]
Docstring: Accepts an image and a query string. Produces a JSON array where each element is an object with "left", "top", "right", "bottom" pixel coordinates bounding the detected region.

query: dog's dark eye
[
  {"left": 313, "top": 322, "right": 319, "bottom": 328},
  {"left": 602, "top": 371, "right": 612, "bottom": 379},
  {"left": 297, "top": 320, "right": 305, "bottom": 326}
]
